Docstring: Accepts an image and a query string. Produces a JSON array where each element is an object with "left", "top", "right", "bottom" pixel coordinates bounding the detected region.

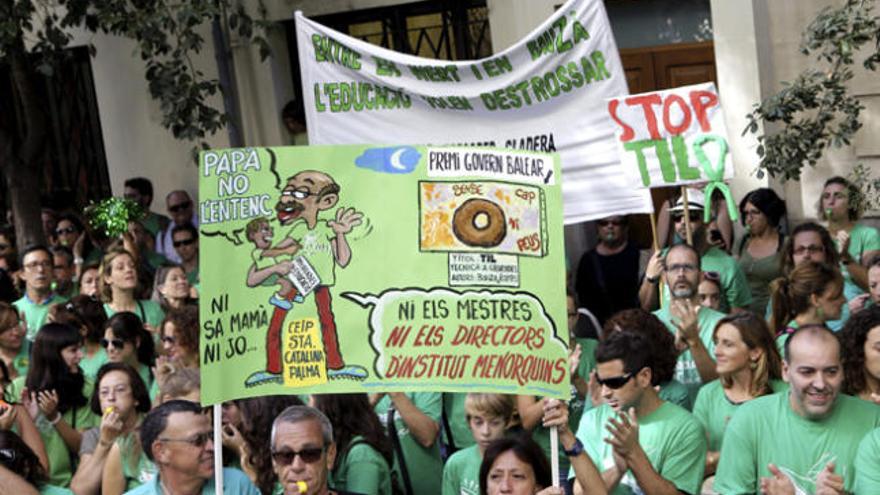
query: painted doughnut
[{"left": 452, "top": 198, "right": 507, "bottom": 247}]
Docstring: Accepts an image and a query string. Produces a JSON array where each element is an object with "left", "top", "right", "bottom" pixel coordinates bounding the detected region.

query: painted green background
[{"left": 198, "top": 144, "right": 568, "bottom": 405}]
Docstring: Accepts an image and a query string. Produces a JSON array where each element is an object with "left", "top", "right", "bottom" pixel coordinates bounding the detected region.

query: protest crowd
[{"left": 1, "top": 166, "right": 880, "bottom": 495}]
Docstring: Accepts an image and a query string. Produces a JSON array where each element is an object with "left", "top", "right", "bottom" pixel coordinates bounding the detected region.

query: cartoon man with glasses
[{"left": 246, "top": 170, "right": 366, "bottom": 386}]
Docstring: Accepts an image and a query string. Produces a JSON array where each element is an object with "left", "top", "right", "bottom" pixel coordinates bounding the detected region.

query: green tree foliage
[
  {"left": 0, "top": 0, "right": 269, "bottom": 247},
  {"left": 744, "top": 0, "right": 880, "bottom": 182}
]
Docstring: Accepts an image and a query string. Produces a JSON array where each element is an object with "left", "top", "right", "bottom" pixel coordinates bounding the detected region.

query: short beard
[{"left": 672, "top": 287, "right": 695, "bottom": 299}]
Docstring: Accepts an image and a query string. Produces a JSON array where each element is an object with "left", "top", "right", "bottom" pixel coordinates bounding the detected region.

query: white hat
[{"left": 669, "top": 188, "right": 706, "bottom": 213}]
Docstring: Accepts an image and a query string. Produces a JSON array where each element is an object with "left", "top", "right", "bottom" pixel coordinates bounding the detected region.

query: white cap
[{"left": 669, "top": 188, "right": 706, "bottom": 213}]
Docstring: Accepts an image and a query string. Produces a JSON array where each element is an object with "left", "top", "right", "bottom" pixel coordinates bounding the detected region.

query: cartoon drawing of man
[{"left": 245, "top": 171, "right": 366, "bottom": 386}]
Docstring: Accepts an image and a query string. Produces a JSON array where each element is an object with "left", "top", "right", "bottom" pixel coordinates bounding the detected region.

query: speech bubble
[{"left": 342, "top": 287, "right": 569, "bottom": 396}]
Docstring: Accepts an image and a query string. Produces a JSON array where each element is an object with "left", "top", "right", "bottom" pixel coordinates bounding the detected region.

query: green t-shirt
[
  {"left": 658, "top": 379, "right": 692, "bottom": 411},
  {"left": 692, "top": 379, "right": 787, "bottom": 452},
  {"left": 653, "top": 305, "right": 725, "bottom": 403},
  {"left": 855, "top": 427, "right": 880, "bottom": 494},
  {"left": 251, "top": 247, "right": 283, "bottom": 287},
  {"left": 10, "top": 339, "right": 31, "bottom": 378},
  {"left": 124, "top": 467, "right": 260, "bottom": 495},
  {"left": 141, "top": 212, "right": 170, "bottom": 238},
  {"left": 375, "top": 392, "right": 443, "bottom": 495},
  {"left": 715, "top": 392, "right": 880, "bottom": 494},
  {"left": 40, "top": 485, "right": 74, "bottom": 495},
  {"left": 280, "top": 221, "right": 339, "bottom": 286},
  {"left": 442, "top": 444, "right": 482, "bottom": 495},
  {"left": 9, "top": 376, "right": 99, "bottom": 487},
  {"left": 442, "top": 393, "right": 475, "bottom": 451},
  {"left": 79, "top": 347, "right": 109, "bottom": 380},
  {"left": 572, "top": 402, "right": 706, "bottom": 494},
  {"left": 15, "top": 293, "right": 68, "bottom": 340},
  {"left": 841, "top": 223, "right": 880, "bottom": 265},
  {"left": 103, "top": 300, "right": 165, "bottom": 329},
  {"left": 119, "top": 431, "right": 157, "bottom": 490},
  {"left": 660, "top": 247, "right": 753, "bottom": 312},
  {"left": 332, "top": 435, "right": 393, "bottom": 495}
]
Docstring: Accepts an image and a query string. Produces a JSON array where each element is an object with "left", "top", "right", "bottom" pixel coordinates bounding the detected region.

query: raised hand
[
  {"left": 328, "top": 207, "right": 364, "bottom": 235},
  {"left": 604, "top": 407, "right": 639, "bottom": 458},
  {"left": 0, "top": 403, "right": 16, "bottom": 430},
  {"left": 36, "top": 390, "right": 60, "bottom": 420},
  {"left": 569, "top": 343, "right": 582, "bottom": 376}
]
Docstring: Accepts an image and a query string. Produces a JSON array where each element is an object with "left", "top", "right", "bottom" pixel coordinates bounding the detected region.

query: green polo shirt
[{"left": 14, "top": 293, "right": 68, "bottom": 340}]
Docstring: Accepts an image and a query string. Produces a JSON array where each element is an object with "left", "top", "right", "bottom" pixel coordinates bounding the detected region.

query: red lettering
[
  {"left": 625, "top": 94, "right": 663, "bottom": 140},
  {"left": 662, "top": 94, "right": 692, "bottom": 135},
  {"left": 689, "top": 90, "right": 718, "bottom": 132},
  {"left": 607, "top": 99, "right": 635, "bottom": 142}
]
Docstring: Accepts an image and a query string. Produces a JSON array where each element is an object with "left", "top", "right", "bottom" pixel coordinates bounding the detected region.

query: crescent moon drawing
[{"left": 389, "top": 148, "right": 408, "bottom": 170}]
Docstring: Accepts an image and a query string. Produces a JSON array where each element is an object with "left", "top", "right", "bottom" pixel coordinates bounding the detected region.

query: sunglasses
[
  {"left": 101, "top": 338, "right": 126, "bottom": 349},
  {"left": 160, "top": 431, "right": 212, "bottom": 448},
  {"left": 672, "top": 213, "right": 702, "bottom": 223},
  {"left": 271, "top": 447, "right": 325, "bottom": 465},
  {"left": 173, "top": 238, "right": 195, "bottom": 248},
  {"left": 596, "top": 371, "right": 634, "bottom": 390},
  {"left": 168, "top": 201, "right": 192, "bottom": 213},
  {"left": 54, "top": 227, "right": 78, "bottom": 235}
]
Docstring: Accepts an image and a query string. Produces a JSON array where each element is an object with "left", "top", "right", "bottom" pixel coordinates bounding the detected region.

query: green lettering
[
  {"left": 591, "top": 50, "right": 610, "bottom": 80},
  {"left": 655, "top": 139, "right": 677, "bottom": 183},
  {"left": 623, "top": 139, "right": 657, "bottom": 187},
  {"left": 530, "top": 76, "right": 548, "bottom": 102},
  {"left": 673, "top": 136, "right": 701, "bottom": 180},
  {"left": 481, "top": 92, "right": 497, "bottom": 111},
  {"left": 572, "top": 21, "right": 590, "bottom": 44},
  {"left": 313, "top": 84, "right": 326, "bottom": 112}
]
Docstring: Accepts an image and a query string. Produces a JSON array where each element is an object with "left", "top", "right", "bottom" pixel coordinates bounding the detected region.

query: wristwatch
[
  {"left": 646, "top": 274, "right": 660, "bottom": 284},
  {"left": 563, "top": 438, "right": 585, "bottom": 457}
]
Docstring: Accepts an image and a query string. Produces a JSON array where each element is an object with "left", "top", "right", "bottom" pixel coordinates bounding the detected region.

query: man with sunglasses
[
  {"left": 156, "top": 190, "right": 199, "bottom": 264},
  {"left": 640, "top": 189, "right": 751, "bottom": 314},
  {"left": 271, "top": 405, "right": 362, "bottom": 495},
  {"left": 14, "top": 245, "right": 68, "bottom": 340},
  {"left": 130, "top": 400, "right": 259, "bottom": 494},
  {"left": 652, "top": 244, "right": 724, "bottom": 405},
  {"left": 575, "top": 215, "right": 642, "bottom": 326},
  {"left": 172, "top": 223, "right": 200, "bottom": 288},
  {"left": 571, "top": 331, "right": 706, "bottom": 495}
]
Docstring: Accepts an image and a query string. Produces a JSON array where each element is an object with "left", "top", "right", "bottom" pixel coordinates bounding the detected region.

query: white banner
[
  {"left": 607, "top": 82, "right": 734, "bottom": 189},
  {"left": 295, "top": 0, "right": 653, "bottom": 224}
]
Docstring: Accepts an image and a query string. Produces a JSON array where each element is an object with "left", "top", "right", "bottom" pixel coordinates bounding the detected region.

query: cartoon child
[
  {"left": 244, "top": 216, "right": 303, "bottom": 310},
  {"left": 246, "top": 170, "right": 365, "bottom": 386}
]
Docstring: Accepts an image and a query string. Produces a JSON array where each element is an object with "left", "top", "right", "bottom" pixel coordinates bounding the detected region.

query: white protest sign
[
  {"left": 606, "top": 82, "right": 734, "bottom": 189},
  {"left": 295, "top": 0, "right": 653, "bottom": 224}
]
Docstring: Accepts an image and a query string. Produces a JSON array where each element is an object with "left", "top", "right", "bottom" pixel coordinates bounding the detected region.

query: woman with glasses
[
  {"left": 692, "top": 313, "right": 782, "bottom": 489},
  {"left": 0, "top": 430, "right": 68, "bottom": 494},
  {"left": 102, "top": 312, "right": 155, "bottom": 393},
  {"left": 8, "top": 323, "right": 99, "bottom": 487},
  {"left": 99, "top": 248, "right": 165, "bottom": 331},
  {"left": 70, "top": 363, "right": 151, "bottom": 495},
  {"left": 735, "top": 188, "right": 787, "bottom": 315},
  {"left": 0, "top": 303, "right": 30, "bottom": 379},
  {"left": 48, "top": 296, "right": 108, "bottom": 380},
  {"left": 769, "top": 261, "right": 846, "bottom": 355},
  {"left": 841, "top": 306, "right": 880, "bottom": 404},
  {"left": 151, "top": 264, "right": 193, "bottom": 312},
  {"left": 312, "top": 393, "right": 394, "bottom": 495}
]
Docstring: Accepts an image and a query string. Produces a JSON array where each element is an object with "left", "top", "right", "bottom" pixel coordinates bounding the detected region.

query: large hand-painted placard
[
  {"left": 606, "top": 82, "right": 733, "bottom": 189},
  {"left": 295, "top": 0, "right": 654, "bottom": 224},
  {"left": 198, "top": 145, "right": 569, "bottom": 404}
]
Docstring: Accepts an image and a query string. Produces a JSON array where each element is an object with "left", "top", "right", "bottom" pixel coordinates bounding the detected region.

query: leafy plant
[{"left": 743, "top": 0, "right": 880, "bottom": 182}]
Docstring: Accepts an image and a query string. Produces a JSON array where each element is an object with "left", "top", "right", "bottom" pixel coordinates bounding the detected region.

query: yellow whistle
[
  {"left": 104, "top": 407, "right": 115, "bottom": 415},
  {"left": 296, "top": 481, "right": 307, "bottom": 493}
]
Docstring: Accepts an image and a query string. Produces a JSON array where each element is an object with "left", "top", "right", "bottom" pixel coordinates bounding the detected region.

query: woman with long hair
[
  {"left": 312, "top": 393, "right": 395, "bottom": 495},
  {"left": 0, "top": 430, "right": 65, "bottom": 494},
  {"left": 235, "top": 395, "right": 304, "bottom": 494},
  {"left": 70, "top": 362, "right": 152, "bottom": 495},
  {"left": 78, "top": 263, "right": 101, "bottom": 298},
  {"left": 151, "top": 264, "right": 193, "bottom": 311},
  {"left": 841, "top": 306, "right": 880, "bottom": 404},
  {"left": 693, "top": 313, "right": 783, "bottom": 482},
  {"left": 99, "top": 248, "right": 164, "bottom": 330},
  {"left": 769, "top": 261, "right": 846, "bottom": 354},
  {"left": 735, "top": 188, "right": 787, "bottom": 315},
  {"left": 820, "top": 176, "right": 880, "bottom": 293},
  {"left": 48, "top": 296, "right": 108, "bottom": 379},
  {"left": 9, "top": 323, "right": 99, "bottom": 487},
  {"left": 0, "top": 302, "right": 29, "bottom": 379},
  {"left": 103, "top": 312, "right": 155, "bottom": 392},
  {"left": 153, "top": 307, "right": 199, "bottom": 399}
]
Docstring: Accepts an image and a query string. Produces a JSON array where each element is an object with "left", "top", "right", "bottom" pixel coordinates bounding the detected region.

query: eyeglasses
[
  {"left": 793, "top": 245, "right": 824, "bottom": 256},
  {"left": 168, "top": 201, "right": 192, "bottom": 213},
  {"left": 161, "top": 335, "right": 176, "bottom": 345},
  {"left": 173, "top": 238, "right": 196, "bottom": 248},
  {"left": 282, "top": 189, "right": 317, "bottom": 200},
  {"left": 672, "top": 213, "right": 702, "bottom": 223},
  {"left": 0, "top": 448, "right": 17, "bottom": 463},
  {"left": 743, "top": 209, "right": 763, "bottom": 218},
  {"left": 597, "top": 219, "right": 625, "bottom": 227},
  {"left": 160, "top": 431, "right": 212, "bottom": 448},
  {"left": 54, "top": 227, "right": 78, "bottom": 235},
  {"left": 101, "top": 338, "right": 126, "bottom": 349},
  {"left": 596, "top": 371, "right": 634, "bottom": 390},
  {"left": 271, "top": 447, "right": 325, "bottom": 465},
  {"left": 24, "top": 260, "right": 52, "bottom": 270},
  {"left": 667, "top": 263, "right": 698, "bottom": 274}
]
